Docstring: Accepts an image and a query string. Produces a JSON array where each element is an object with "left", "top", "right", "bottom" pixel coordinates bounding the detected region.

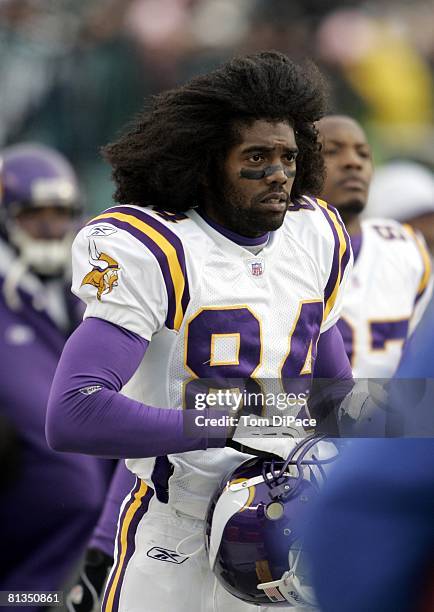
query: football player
[
  {"left": 0, "top": 144, "right": 113, "bottom": 607},
  {"left": 47, "top": 52, "right": 356, "bottom": 611},
  {"left": 317, "top": 115, "right": 432, "bottom": 378}
]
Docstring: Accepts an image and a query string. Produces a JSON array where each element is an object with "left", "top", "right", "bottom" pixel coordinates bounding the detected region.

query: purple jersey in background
[{"left": 0, "top": 266, "right": 113, "bottom": 608}]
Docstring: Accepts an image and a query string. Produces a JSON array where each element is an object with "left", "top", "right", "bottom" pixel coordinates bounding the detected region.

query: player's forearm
[{"left": 46, "top": 317, "right": 225, "bottom": 457}]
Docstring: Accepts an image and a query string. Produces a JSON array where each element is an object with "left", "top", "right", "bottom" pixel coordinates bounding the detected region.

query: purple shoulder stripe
[
  {"left": 314, "top": 198, "right": 352, "bottom": 318},
  {"left": 87, "top": 206, "right": 190, "bottom": 331},
  {"left": 331, "top": 204, "right": 352, "bottom": 281}
]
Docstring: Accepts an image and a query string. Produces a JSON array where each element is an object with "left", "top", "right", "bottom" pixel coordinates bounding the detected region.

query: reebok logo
[{"left": 146, "top": 547, "right": 188, "bottom": 564}]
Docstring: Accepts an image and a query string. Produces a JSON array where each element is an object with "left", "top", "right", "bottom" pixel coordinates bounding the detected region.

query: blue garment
[
  {"left": 0, "top": 270, "right": 113, "bottom": 607},
  {"left": 305, "top": 295, "right": 434, "bottom": 612},
  {"left": 395, "top": 292, "right": 434, "bottom": 378}
]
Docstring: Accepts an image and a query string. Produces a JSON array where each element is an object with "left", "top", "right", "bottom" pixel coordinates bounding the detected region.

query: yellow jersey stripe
[
  {"left": 91, "top": 211, "right": 186, "bottom": 330},
  {"left": 316, "top": 199, "right": 350, "bottom": 319}
]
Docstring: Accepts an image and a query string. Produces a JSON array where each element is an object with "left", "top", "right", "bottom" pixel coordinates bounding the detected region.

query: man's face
[
  {"left": 318, "top": 116, "right": 373, "bottom": 215},
  {"left": 204, "top": 120, "right": 298, "bottom": 237},
  {"left": 15, "top": 205, "right": 75, "bottom": 240}
]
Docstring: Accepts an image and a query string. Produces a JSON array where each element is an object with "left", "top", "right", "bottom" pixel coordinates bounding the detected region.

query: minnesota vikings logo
[{"left": 81, "top": 239, "right": 120, "bottom": 301}]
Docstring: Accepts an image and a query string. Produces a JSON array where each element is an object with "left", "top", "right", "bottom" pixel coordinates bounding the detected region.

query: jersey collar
[
  {"left": 196, "top": 208, "right": 270, "bottom": 248},
  {"left": 189, "top": 209, "right": 280, "bottom": 259}
]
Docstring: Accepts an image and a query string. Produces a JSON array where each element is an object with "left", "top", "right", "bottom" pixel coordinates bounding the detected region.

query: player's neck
[
  {"left": 341, "top": 214, "right": 361, "bottom": 236},
  {"left": 197, "top": 209, "right": 270, "bottom": 246}
]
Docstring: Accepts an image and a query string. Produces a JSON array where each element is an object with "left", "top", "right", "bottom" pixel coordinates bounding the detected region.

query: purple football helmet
[
  {"left": 205, "top": 436, "right": 337, "bottom": 608},
  {"left": 0, "top": 143, "right": 81, "bottom": 215},
  {"left": 0, "top": 143, "right": 82, "bottom": 278}
]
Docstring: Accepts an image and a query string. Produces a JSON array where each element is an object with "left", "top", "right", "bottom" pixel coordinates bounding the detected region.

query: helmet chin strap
[
  {"left": 282, "top": 569, "right": 318, "bottom": 608},
  {"left": 257, "top": 566, "right": 318, "bottom": 608},
  {"left": 286, "top": 546, "right": 318, "bottom": 607}
]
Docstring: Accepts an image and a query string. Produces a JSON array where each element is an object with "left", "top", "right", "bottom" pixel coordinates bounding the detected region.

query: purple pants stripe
[
  {"left": 102, "top": 479, "right": 140, "bottom": 611},
  {"left": 102, "top": 479, "right": 154, "bottom": 612}
]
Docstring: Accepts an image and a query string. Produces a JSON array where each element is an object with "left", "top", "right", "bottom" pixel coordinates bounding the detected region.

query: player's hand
[
  {"left": 227, "top": 425, "right": 300, "bottom": 459},
  {"left": 225, "top": 407, "right": 306, "bottom": 459},
  {"left": 337, "top": 380, "right": 389, "bottom": 436},
  {"left": 226, "top": 424, "right": 339, "bottom": 486},
  {"left": 66, "top": 548, "right": 113, "bottom": 612}
]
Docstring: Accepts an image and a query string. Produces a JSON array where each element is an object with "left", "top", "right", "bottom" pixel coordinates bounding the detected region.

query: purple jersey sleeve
[
  {"left": 314, "top": 324, "right": 353, "bottom": 379},
  {"left": 88, "top": 460, "right": 135, "bottom": 557},
  {"left": 46, "top": 317, "right": 226, "bottom": 457}
]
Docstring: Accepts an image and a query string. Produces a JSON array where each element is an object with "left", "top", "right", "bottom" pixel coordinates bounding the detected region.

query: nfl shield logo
[
  {"left": 251, "top": 261, "right": 263, "bottom": 276},
  {"left": 246, "top": 257, "right": 265, "bottom": 278}
]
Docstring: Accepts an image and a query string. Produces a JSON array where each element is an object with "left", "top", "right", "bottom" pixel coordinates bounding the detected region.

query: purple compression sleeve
[
  {"left": 89, "top": 460, "right": 135, "bottom": 557},
  {"left": 46, "top": 317, "right": 226, "bottom": 457},
  {"left": 310, "top": 325, "right": 354, "bottom": 428},
  {"left": 314, "top": 324, "right": 353, "bottom": 379}
]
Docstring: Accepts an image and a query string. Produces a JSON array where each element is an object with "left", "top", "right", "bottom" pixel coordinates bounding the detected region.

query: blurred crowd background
[{"left": 1, "top": 0, "right": 433, "bottom": 215}]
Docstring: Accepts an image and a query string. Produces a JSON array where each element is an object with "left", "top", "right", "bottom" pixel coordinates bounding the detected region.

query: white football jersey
[
  {"left": 72, "top": 198, "right": 352, "bottom": 519},
  {"left": 337, "top": 218, "right": 432, "bottom": 379}
]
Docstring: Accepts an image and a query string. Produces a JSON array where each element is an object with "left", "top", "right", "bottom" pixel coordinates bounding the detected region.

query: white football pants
[{"left": 102, "top": 480, "right": 306, "bottom": 612}]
